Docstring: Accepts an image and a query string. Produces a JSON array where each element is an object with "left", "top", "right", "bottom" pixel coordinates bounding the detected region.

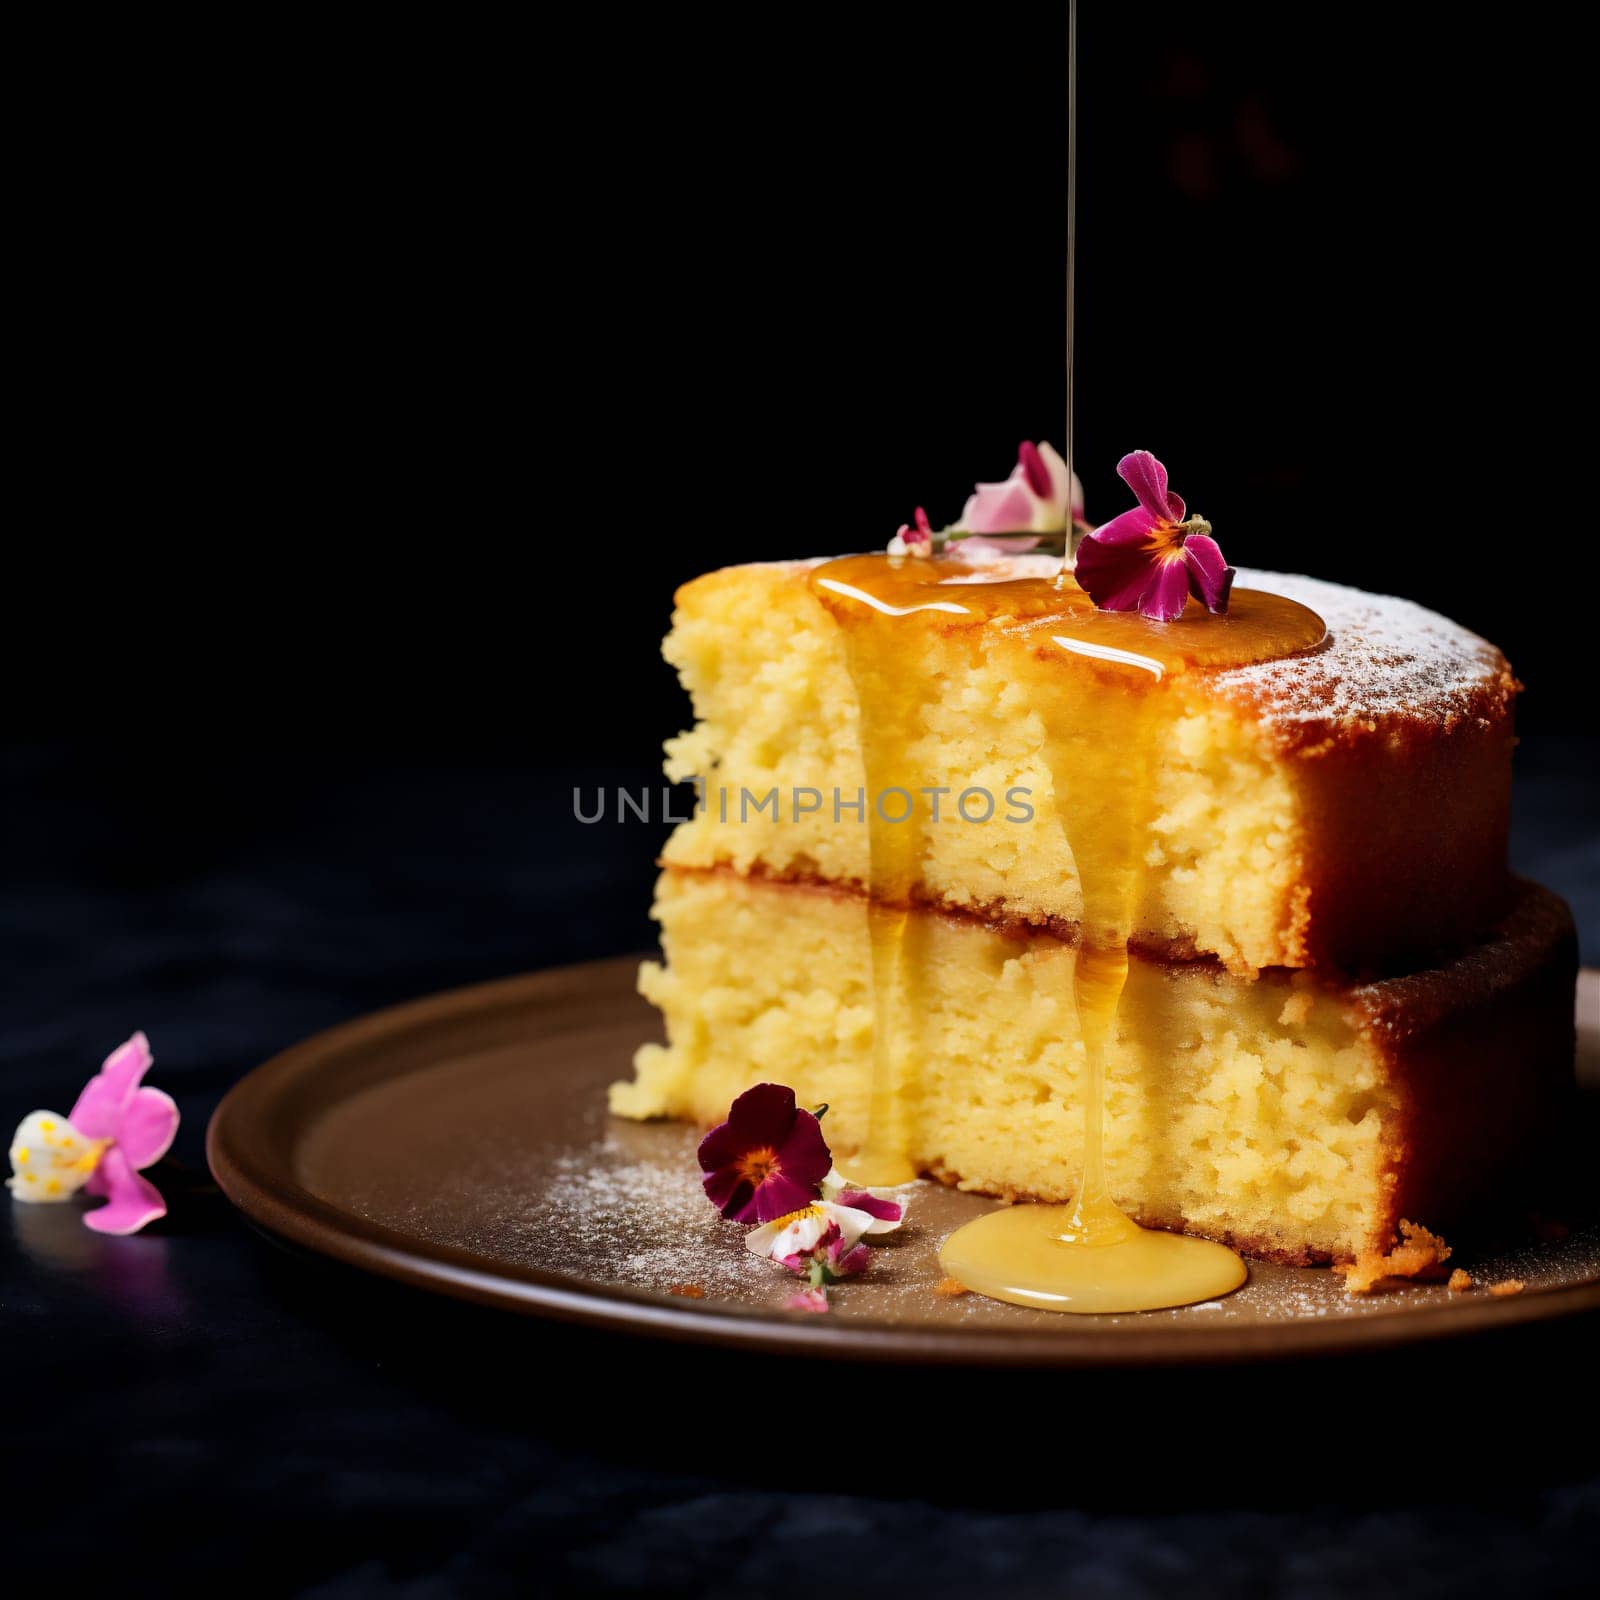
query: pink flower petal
[
  {"left": 1181, "top": 534, "right": 1234, "bottom": 614},
  {"left": 961, "top": 480, "right": 1036, "bottom": 533},
  {"left": 753, "top": 1172, "right": 821, "bottom": 1225},
  {"left": 1018, "top": 441, "right": 1053, "bottom": 499},
  {"left": 69, "top": 1032, "right": 154, "bottom": 1139},
  {"left": 1075, "top": 528, "right": 1198, "bottom": 621},
  {"left": 1033, "top": 441, "right": 1083, "bottom": 518},
  {"left": 1139, "top": 558, "right": 1194, "bottom": 622},
  {"left": 1080, "top": 505, "right": 1161, "bottom": 547},
  {"left": 785, "top": 1288, "right": 830, "bottom": 1313},
  {"left": 831, "top": 1190, "right": 903, "bottom": 1223},
  {"left": 830, "top": 1243, "right": 873, "bottom": 1277},
  {"left": 1074, "top": 521, "right": 1165, "bottom": 611},
  {"left": 82, "top": 1146, "right": 166, "bottom": 1235},
  {"left": 1117, "top": 451, "right": 1185, "bottom": 523},
  {"left": 114, "top": 1088, "right": 180, "bottom": 1170}
]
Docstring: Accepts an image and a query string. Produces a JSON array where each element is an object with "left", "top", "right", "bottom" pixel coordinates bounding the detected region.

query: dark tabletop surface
[{"left": 5, "top": 739, "right": 1598, "bottom": 1599}]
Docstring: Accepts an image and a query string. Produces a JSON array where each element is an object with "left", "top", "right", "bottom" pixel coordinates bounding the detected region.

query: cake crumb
[
  {"left": 1277, "top": 990, "right": 1314, "bottom": 1028},
  {"left": 934, "top": 1276, "right": 970, "bottom": 1298},
  {"left": 1447, "top": 1268, "right": 1472, "bottom": 1293},
  {"left": 667, "top": 1282, "right": 707, "bottom": 1299},
  {"left": 1339, "top": 1219, "right": 1451, "bottom": 1295},
  {"left": 1488, "top": 1279, "right": 1525, "bottom": 1298}
]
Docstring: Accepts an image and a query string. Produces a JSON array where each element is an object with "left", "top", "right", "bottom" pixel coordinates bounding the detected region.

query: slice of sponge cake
[
  {"left": 614, "top": 868, "right": 1574, "bottom": 1263},
  {"left": 612, "top": 548, "right": 1572, "bottom": 1267},
  {"left": 658, "top": 557, "right": 1516, "bottom": 976}
]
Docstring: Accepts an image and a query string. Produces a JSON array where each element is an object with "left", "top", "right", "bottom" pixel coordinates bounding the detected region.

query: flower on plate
[
  {"left": 1073, "top": 450, "right": 1234, "bottom": 621},
  {"left": 697, "top": 1086, "right": 915, "bottom": 1312},
  {"left": 7, "top": 1032, "right": 178, "bottom": 1235},
  {"left": 958, "top": 440, "right": 1085, "bottom": 549},
  {"left": 746, "top": 1194, "right": 905, "bottom": 1287},
  {"left": 820, "top": 1167, "right": 907, "bottom": 1226},
  {"left": 697, "top": 1082, "right": 832, "bottom": 1224}
]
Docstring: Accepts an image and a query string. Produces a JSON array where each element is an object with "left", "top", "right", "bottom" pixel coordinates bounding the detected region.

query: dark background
[{"left": 7, "top": 8, "right": 1598, "bottom": 1596}]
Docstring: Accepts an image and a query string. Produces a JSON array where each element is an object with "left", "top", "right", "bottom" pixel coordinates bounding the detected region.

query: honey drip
[
  {"left": 812, "top": 551, "right": 1326, "bottom": 1312},
  {"left": 835, "top": 615, "right": 922, "bottom": 1186}
]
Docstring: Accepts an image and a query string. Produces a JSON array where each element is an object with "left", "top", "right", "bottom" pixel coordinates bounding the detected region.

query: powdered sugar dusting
[
  {"left": 354, "top": 1114, "right": 1598, "bottom": 1333},
  {"left": 1213, "top": 569, "right": 1513, "bottom": 740},
  {"left": 521, "top": 1134, "right": 774, "bottom": 1296},
  {"left": 976, "top": 555, "right": 1513, "bottom": 739}
]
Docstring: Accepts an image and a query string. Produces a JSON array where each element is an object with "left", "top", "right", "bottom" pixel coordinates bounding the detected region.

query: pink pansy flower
[
  {"left": 1073, "top": 450, "right": 1234, "bottom": 622},
  {"left": 785, "top": 1287, "right": 830, "bottom": 1313},
  {"left": 887, "top": 505, "right": 935, "bottom": 557},
  {"left": 7, "top": 1032, "right": 178, "bottom": 1234},
  {"left": 958, "top": 440, "right": 1085, "bottom": 550},
  {"left": 697, "top": 1082, "right": 832, "bottom": 1224}
]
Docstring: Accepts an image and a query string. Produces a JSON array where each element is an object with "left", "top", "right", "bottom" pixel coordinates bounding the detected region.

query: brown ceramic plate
[{"left": 207, "top": 958, "right": 1600, "bottom": 1366}]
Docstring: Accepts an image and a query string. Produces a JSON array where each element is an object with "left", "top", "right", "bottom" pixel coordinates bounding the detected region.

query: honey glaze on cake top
[
  {"left": 807, "top": 453, "right": 1331, "bottom": 1311},
  {"left": 812, "top": 551, "right": 1328, "bottom": 678},
  {"left": 790, "top": 551, "right": 1515, "bottom": 743}
]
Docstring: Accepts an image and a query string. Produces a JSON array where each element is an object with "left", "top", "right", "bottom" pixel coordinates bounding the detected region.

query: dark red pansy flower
[{"left": 696, "top": 1083, "right": 832, "bottom": 1223}]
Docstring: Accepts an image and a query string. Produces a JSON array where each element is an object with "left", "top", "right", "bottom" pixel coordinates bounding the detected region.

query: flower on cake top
[
  {"left": 886, "top": 441, "right": 1084, "bottom": 558},
  {"left": 959, "top": 440, "right": 1084, "bottom": 548},
  {"left": 7, "top": 1032, "right": 178, "bottom": 1235},
  {"left": 889, "top": 506, "right": 936, "bottom": 557},
  {"left": 697, "top": 1082, "right": 832, "bottom": 1224},
  {"left": 1073, "top": 450, "right": 1234, "bottom": 622}
]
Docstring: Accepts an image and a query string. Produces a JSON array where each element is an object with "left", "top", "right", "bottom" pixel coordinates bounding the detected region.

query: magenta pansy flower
[
  {"left": 697, "top": 1082, "right": 831, "bottom": 1223},
  {"left": 7, "top": 1032, "right": 178, "bottom": 1234},
  {"left": 1073, "top": 450, "right": 1234, "bottom": 622},
  {"left": 959, "top": 440, "right": 1085, "bottom": 549}
]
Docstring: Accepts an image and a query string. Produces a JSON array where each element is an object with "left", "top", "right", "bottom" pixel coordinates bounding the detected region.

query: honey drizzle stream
[
  {"left": 814, "top": 553, "right": 1325, "bottom": 1313},
  {"left": 837, "top": 618, "right": 922, "bottom": 1186}
]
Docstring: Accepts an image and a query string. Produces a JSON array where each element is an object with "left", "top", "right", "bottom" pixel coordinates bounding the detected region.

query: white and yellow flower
[{"left": 8, "top": 1111, "right": 109, "bottom": 1202}]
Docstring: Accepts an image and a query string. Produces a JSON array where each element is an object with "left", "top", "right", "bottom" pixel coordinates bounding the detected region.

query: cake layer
[
  {"left": 657, "top": 557, "right": 1516, "bottom": 975},
  {"left": 611, "top": 868, "right": 1575, "bottom": 1263}
]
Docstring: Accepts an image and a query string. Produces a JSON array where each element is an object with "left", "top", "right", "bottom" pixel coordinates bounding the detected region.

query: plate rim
[{"left": 206, "top": 958, "right": 1600, "bottom": 1367}]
